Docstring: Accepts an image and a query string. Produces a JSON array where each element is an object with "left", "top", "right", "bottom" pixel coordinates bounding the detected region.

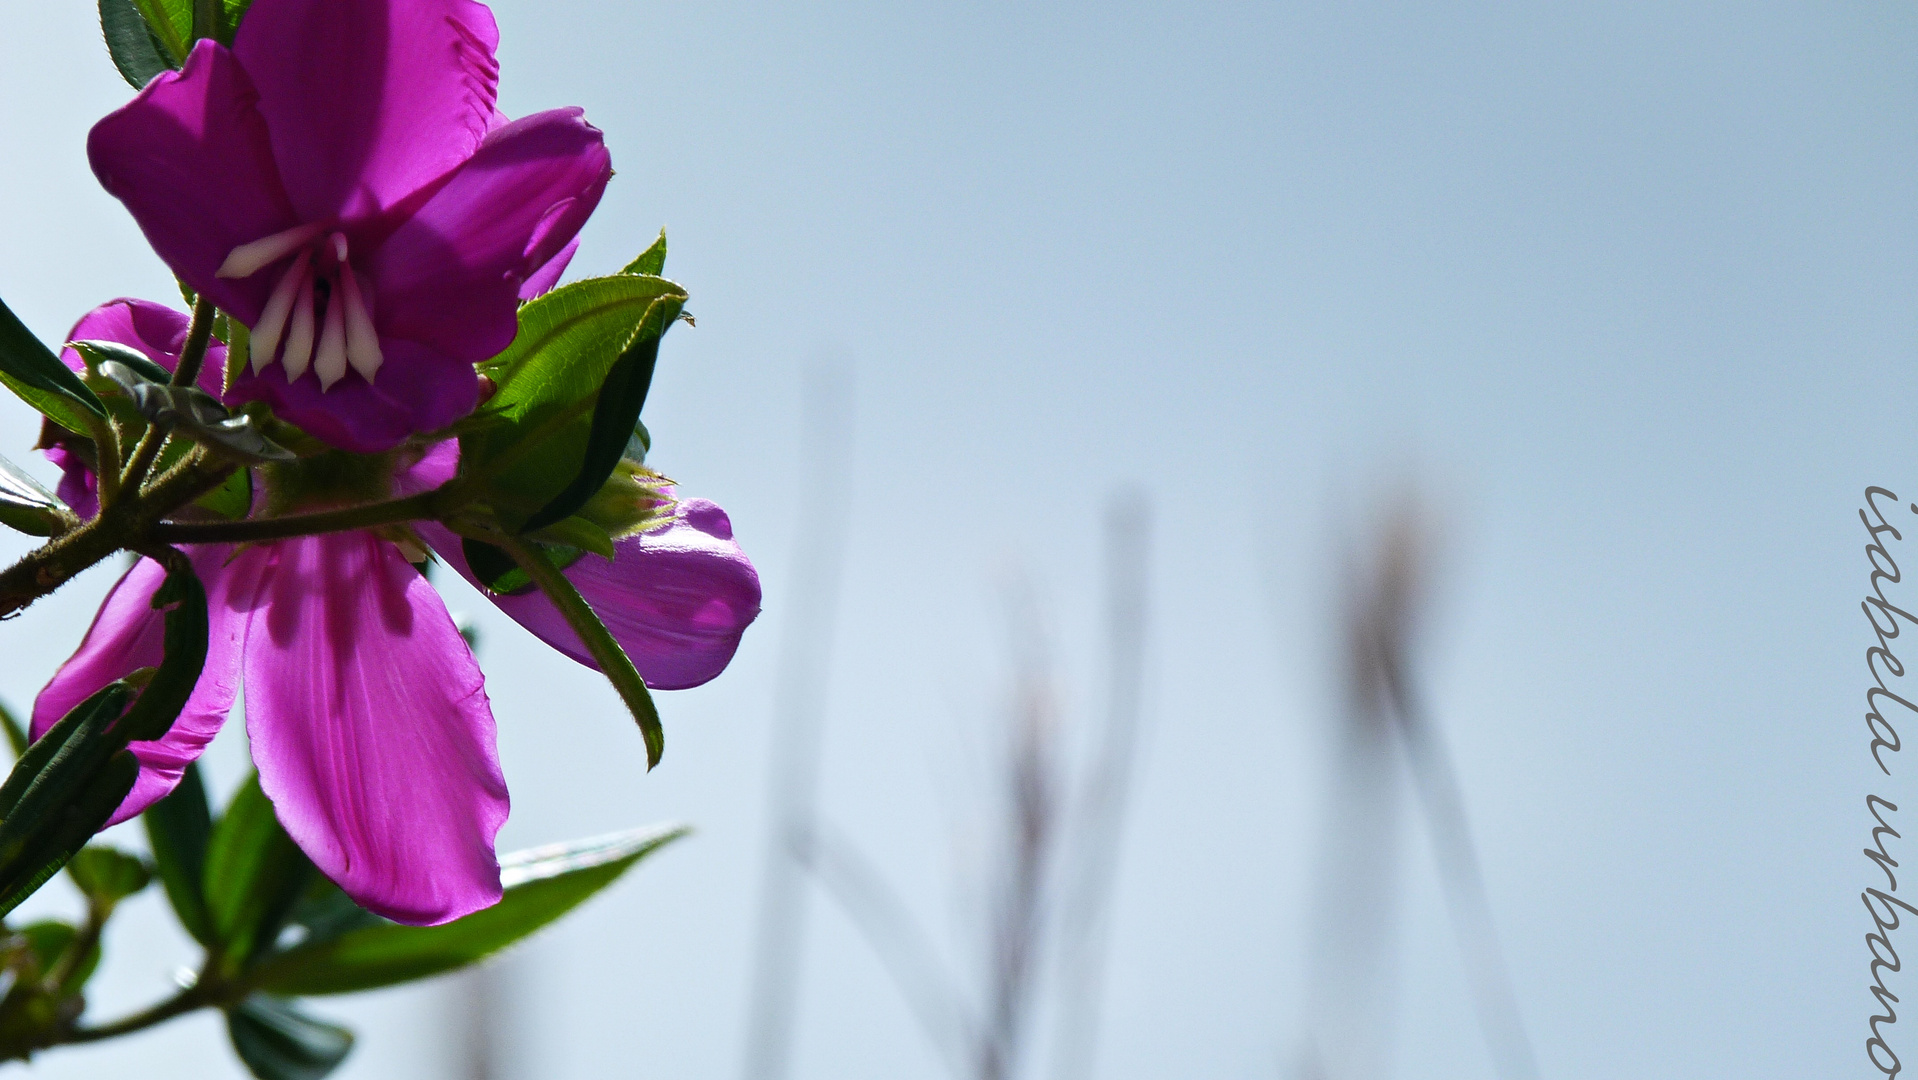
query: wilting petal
[
  {"left": 88, "top": 41, "right": 299, "bottom": 326},
  {"left": 364, "top": 109, "right": 611, "bottom": 361},
  {"left": 233, "top": 0, "right": 500, "bottom": 223},
  {"left": 57, "top": 298, "right": 228, "bottom": 397},
  {"left": 31, "top": 547, "right": 262, "bottom": 825},
  {"left": 226, "top": 337, "right": 478, "bottom": 454},
  {"left": 244, "top": 533, "right": 507, "bottom": 925},
  {"left": 420, "top": 500, "right": 761, "bottom": 690},
  {"left": 518, "top": 237, "right": 579, "bottom": 301}
]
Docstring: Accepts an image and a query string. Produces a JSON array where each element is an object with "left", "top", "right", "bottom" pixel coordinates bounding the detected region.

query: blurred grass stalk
[{"left": 1298, "top": 491, "right": 1537, "bottom": 1080}]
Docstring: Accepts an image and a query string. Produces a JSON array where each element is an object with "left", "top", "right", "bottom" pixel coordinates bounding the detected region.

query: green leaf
[
  {"left": 127, "top": 0, "right": 191, "bottom": 63},
  {"left": 462, "top": 274, "right": 686, "bottom": 532},
  {"left": 0, "top": 453, "right": 69, "bottom": 537},
  {"left": 145, "top": 760, "right": 214, "bottom": 944},
  {"left": 203, "top": 773, "right": 311, "bottom": 970},
  {"left": 17, "top": 919, "right": 102, "bottom": 997},
  {"left": 249, "top": 824, "right": 687, "bottom": 995},
  {"left": 70, "top": 339, "right": 170, "bottom": 385},
  {"left": 520, "top": 333, "right": 664, "bottom": 533},
  {"left": 66, "top": 845, "right": 152, "bottom": 910},
  {"left": 527, "top": 515, "right": 615, "bottom": 559},
  {"left": 0, "top": 296, "right": 107, "bottom": 436},
  {"left": 218, "top": 0, "right": 253, "bottom": 43},
  {"left": 0, "top": 700, "right": 27, "bottom": 760},
  {"left": 226, "top": 994, "right": 354, "bottom": 1080},
  {"left": 114, "top": 559, "right": 209, "bottom": 744},
  {"left": 0, "top": 750, "right": 140, "bottom": 919},
  {"left": 99, "top": 0, "right": 174, "bottom": 88},
  {"left": 621, "top": 228, "right": 668, "bottom": 276}
]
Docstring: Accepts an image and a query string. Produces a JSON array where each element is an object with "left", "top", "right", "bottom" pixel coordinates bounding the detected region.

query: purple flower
[
  {"left": 87, "top": 0, "right": 612, "bottom": 453},
  {"left": 33, "top": 302, "right": 758, "bottom": 924}
]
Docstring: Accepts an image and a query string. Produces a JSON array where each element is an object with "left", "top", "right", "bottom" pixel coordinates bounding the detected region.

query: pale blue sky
[{"left": 0, "top": 1, "right": 1912, "bottom": 1077}]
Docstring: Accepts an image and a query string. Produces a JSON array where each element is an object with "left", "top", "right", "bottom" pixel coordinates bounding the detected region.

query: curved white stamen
[
  {"left": 217, "top": 222, "right": 327, "bottom": 280},
  {"left": 330, "top": 232, "right": 349, "bottom": 264},
  {"left": 340, "top": 266, "right": 383, "bottom": 383},
  {"left": 281, "top": 272, "right": 317, "bottom": 381},
  {"left": 314, "top": 278, "right": 349, "bottom": 391},
  {"left": 249, "top": 254, "right": 309, "bottom": 374}
]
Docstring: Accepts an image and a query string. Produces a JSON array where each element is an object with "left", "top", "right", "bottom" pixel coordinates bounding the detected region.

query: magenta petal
[
  {"left": 420, "top": 500, "right": 761, "bottom": 691},
  {"left": 518, "top": 237, "right": 579, "bottom": 301},
  {"left": 226, "top": 337, "right": 478, "bottom": 454},
  {"left": 31, "top": 548, "right": 259, "bottom": 825},
  {"left": 243, "top": 533, "right": 507, "bottom": 925},
  {"left": 233, "top": 0, "right": 500, "bottom": 223},
  {"left": 43, "top": 445, "right": 97, "bottom": 522},
  {"left": 88, "top": 41, "right": 299, "bottom": 326},
  {"left": 364, "top": 109, "right": 612, "bottom": 361},
  {"left": 58, "top": 298, "right": 228, "bottom": 397}
]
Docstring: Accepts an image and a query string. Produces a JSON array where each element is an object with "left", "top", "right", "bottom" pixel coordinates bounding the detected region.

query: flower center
[{"left": 217, "top": 224, "right": 384, "bottom": 391}]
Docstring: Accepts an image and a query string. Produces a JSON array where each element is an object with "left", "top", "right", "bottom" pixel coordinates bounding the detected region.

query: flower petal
[
  {"left": 88, "top": 41, "right": 299, "bottom": 327},
  {"left": 57, "top": 298, "right": 229, "bottom": 397},
  {"left": 419, "top": 499, "right": 761, "bottom": 690},
  {"left": 243, "top": 532, "right": 507, "bottom": 925},
  {"left": 364, "top": 109, "right": 611, "bottom": 362},
  {"left": 31, "top": 547, "right": 261, "bottom": 825},
  {"left": 225, "top": 337, "right": 479, "bottom": 454},
  {"left": 232, "top": 0, "right": 500, "bottom": 223},
  {"left": 43, "top": 445, "right": 97, "bottom": 522},
  {"left": 518, "top": 237, "right": 579, "bottom": 301}
]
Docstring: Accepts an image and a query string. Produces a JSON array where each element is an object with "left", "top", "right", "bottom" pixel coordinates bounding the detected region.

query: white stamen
[
  {"left": 281, "top": 272, "right": 317, "bottom": 381},
  {"left": 249, "top": 254, "right": 308, "bottom": 374},
  {"left": 216, "top": 222, "right": 327, "bottom": 280},
  {"left": 340, "top": 266, "right": 383, "bottom": 383},
  {"left": 331, "top": 232, "right": 349, "bottom": 264},
  {"left": 314, "top": 277, "right": 349, "bottom": 391}
]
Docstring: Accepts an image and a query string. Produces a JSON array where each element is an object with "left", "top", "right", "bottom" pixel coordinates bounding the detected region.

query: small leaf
[
  {"left": 71, "top": 339, "right": 171, "bottom": 385},
  {"left": 0, "top": 453, "right": 69, "bottom": 537},
  {"left": 145, "top": 760, "right": 214, "bottom": 944},
  {"left": 203, "top": 773, "right": 312, "bottom": 969},
  {"left": 0, "top": 296, "right": 108, "bottom": 435},
  {"left": 226, "top": 993, "right": 354, "bottom": 1080},
  {"left": 0, "top": 700, "right": 27, "bottom": 760},
  {"left": 621, "top": 228, "right": 668, "bottom": 276},
  {"left": 17, "top": 919, "right": 102, "bottom": 997},
  {"left": 249, "top": 824, "right": 686, "bottom": 995},
  {"left": 527, "top": 515, "right": 614, "bottom": 559},
  {"left": 99, "top": 0, "right": 173, "bottom": 88},
  {"left": 520, "top": 332, "right": 666, "bottom": 533},
  {"left": 66, "top": 845, "right": 152, "bottom": 910}
]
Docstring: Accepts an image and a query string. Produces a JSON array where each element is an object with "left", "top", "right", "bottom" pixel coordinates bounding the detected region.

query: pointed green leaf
[
  {"left": 0, "top": 750, "right": 141, "bottom": 919},
  {"left": 99, "top": 0, "right": 173, "bottom": 88},
  {"left": 0, "top": 453, "right": 69, "bottom": 537},
  {"left": 71, "top": 339, "right": 171, "bottom": 385},
  {"left": 462, "top": 274, "right": 686, "bottom": 532},
  {"left": 248, "top": 824, "right": 687, "bottom": 995},
  {"left": 0, "top": 296, "right": 107, "bottom": 435},
  {"left": 145, "top": 760, "right": 213, "bottom": 944},
  {"left": 227, "top": 994, "right": 354, "bottom": 1080},
  {"left": 203, "top": 773, "right": 311, "bottom": 969},
  {"left": 0, "top": 700, "right": 27, "bottom": 760},
  {"left": 621, "top": 229, "right": 668, "bottom": 276},
  {"left": 520, "top": 333, "right": 664, "bottom": 533}
]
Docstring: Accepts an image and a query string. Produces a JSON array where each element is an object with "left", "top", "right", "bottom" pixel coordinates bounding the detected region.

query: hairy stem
[
  {"left": 500, "top": 535, "right": 663, "bottom": 767},
  {"left": 0, "top": 451, "right": 236, "bottom": 618}
]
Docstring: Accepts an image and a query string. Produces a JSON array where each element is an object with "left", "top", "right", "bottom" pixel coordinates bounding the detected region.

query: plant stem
[
  {"left": 117, "top": 297, "right": 215, "bottom": 496},
  {"left": 499, "top": 535, "right": 664, "bottom": 766},
  {"left": 60, "top": 978, "right": 214, "bottom": 1044},
  {"left": 0, "top": 451, "right": 236, "bottom": 618},
  {"left": 151, "top": 490, "right": 439, "bottom": 544}
]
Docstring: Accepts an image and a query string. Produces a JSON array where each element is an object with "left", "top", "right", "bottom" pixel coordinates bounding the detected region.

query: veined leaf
[
  {"left": 66, "top": 844, "right": 152, "bottom": 912},
  {"left": 99, "top": 0, "right": 174, "bottom": 88},
  {"left": 127, "top": 0, "right": 191, "bottom": 63},
  {"left": 226, "top": 993, "right": 354, "bottom": 1080},
  {"left": 203, "top": 773, "right": 311, "bottom": 970},
  {"left": 621, "top": 228, "right": 668, "bottom": 276},
  {"left": 0, "top": 750, "right": 140, "bottom": 919},
  {"left": 248, "top": 824, "right": 686, "bottom": 995},
  {"left": 0, "top": 296, "right": 107, "bottom": 436},
  {"left": 462, "top": 274, "right": 685, "bottom": 532},
  {"left": 145, "top": 760, "right": 214, "bottom": 944}
]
